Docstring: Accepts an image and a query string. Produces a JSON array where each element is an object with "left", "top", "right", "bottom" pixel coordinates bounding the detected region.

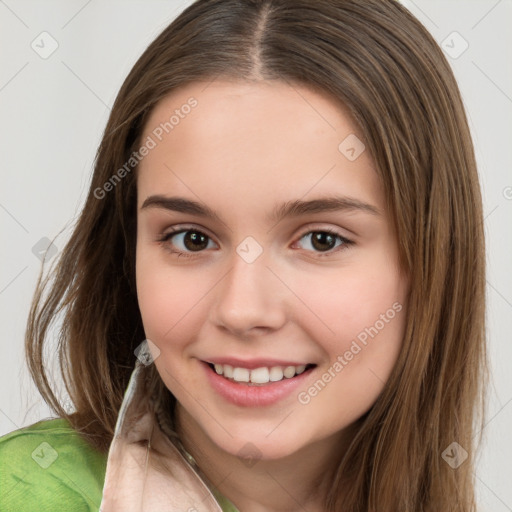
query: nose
[{"left": 211, "top": 247, "right": 288, "bottom": 338}]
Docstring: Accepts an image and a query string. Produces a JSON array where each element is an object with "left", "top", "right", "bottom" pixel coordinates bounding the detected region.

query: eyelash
[{"left": 156, "top": 225, "right": 354, "bottom": 259}]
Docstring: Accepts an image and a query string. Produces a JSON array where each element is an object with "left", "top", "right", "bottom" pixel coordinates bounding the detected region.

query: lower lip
[{"left": 201, "top": 361, "right": 314, "bottom": 407}]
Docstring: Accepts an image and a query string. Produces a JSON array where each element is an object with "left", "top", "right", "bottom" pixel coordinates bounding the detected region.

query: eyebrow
[{"left": 140, "top": 195, "right": 381, "bottom": 224}]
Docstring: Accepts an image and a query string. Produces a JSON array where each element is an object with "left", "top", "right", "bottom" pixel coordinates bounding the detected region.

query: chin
[{"left": 209, "top": 426, "right": 311, "bottom": 463}]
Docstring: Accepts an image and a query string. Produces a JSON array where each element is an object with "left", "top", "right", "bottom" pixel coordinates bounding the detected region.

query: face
[{"left": 135, "top": 79, "right": 409, "bottom": 461}]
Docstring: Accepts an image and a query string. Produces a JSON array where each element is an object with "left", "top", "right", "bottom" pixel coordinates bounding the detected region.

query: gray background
[{"left": 1, "top": 1, "right": 511, "bottom": 509}]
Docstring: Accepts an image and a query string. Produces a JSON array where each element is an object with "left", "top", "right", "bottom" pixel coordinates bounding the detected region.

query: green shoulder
[{"left": 0, "top": 417, "right": 107, "bottom": 512}]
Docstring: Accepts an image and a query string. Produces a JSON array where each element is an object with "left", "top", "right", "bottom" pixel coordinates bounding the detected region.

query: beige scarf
[{"left": 99, "top": 359, "right": 224, "bottom": 512}]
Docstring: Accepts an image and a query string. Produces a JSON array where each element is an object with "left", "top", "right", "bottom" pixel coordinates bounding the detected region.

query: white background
[{"left": 1, "top": 1, "right": 511, "bottom": 510}]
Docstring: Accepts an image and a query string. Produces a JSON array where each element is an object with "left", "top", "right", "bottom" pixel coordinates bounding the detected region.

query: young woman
[{"left": 0, "top": 0, "right": 487, "bottom": 511}]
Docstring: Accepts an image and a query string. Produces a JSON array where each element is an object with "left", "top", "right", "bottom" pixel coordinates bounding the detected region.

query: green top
[{"left": 0, "top": 418, "right": 238, "bottom": 512}]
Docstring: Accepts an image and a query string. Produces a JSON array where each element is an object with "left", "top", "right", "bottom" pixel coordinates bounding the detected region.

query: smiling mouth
[{"left": 205, "top": 362, "right": 316, "bottom": 386}]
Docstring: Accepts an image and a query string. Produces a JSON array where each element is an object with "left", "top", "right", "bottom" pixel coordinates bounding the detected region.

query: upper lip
[{"left": 203, "top": 357, "right": 313, "bottom": 370}]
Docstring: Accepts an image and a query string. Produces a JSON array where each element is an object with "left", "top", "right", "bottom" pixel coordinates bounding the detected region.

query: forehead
[
  {"left": 136, "top": 80, "right": 383, "bottom": 214},
  {"left": 141, "top": 79, "right": 359, "bottom": 150}
]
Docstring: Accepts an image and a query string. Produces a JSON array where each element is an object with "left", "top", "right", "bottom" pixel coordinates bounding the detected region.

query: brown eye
[
  {"left": 310, "top": 232, "right": 338, "bottom": 252},
  {"left": 296, "top": 229, "right": 353, "bottom": 256},
  {"left": 158, "top": 228, "right": 215, "bottom": 256},
  {"left": 181, "top": 231, "right": 209, "bottom": 251}
]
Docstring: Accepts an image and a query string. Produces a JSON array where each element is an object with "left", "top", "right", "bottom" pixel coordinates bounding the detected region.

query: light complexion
[{"left": 135, "top": 80, "right": 409, "bottom": 512}]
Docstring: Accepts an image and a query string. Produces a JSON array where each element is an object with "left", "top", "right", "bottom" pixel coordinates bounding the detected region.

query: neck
[{"left": 175, "top": 405, "right": 358, "bottom": 512}]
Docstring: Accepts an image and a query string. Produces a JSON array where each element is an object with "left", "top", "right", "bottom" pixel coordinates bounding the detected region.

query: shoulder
[{"left": 0, "top": 417, "right": 108, "bottom": 512}]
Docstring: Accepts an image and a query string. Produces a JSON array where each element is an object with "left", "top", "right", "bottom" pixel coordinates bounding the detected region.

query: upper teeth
[{"left": 213, "top": 364, "right": 307, "bottom": 384}]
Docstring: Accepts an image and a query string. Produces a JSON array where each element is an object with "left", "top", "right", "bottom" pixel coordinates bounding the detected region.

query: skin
[{"left": 135, "top": 80, "right": 409, "bottom": 512}]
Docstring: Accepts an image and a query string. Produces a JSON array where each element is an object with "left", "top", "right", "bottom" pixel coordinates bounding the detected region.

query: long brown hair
[{"left": 25, "top": 0, "right": 488, "bottom": 510}]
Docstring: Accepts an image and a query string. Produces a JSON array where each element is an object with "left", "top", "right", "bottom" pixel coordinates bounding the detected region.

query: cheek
[
  {"left": 295, "top": 269, "right": 407, "bottom": 430},
  {"left": 325, "top": 272, "right": 407, "bottom": 406},
  {"left": 136, "top": 248, "right": 188, "bottom": 343},
  {"left": 136, "top": 248, "right": 218, "bottom": 352},
  {"left": 293, "top": 262, "right": 406, "bottom": 352}
]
